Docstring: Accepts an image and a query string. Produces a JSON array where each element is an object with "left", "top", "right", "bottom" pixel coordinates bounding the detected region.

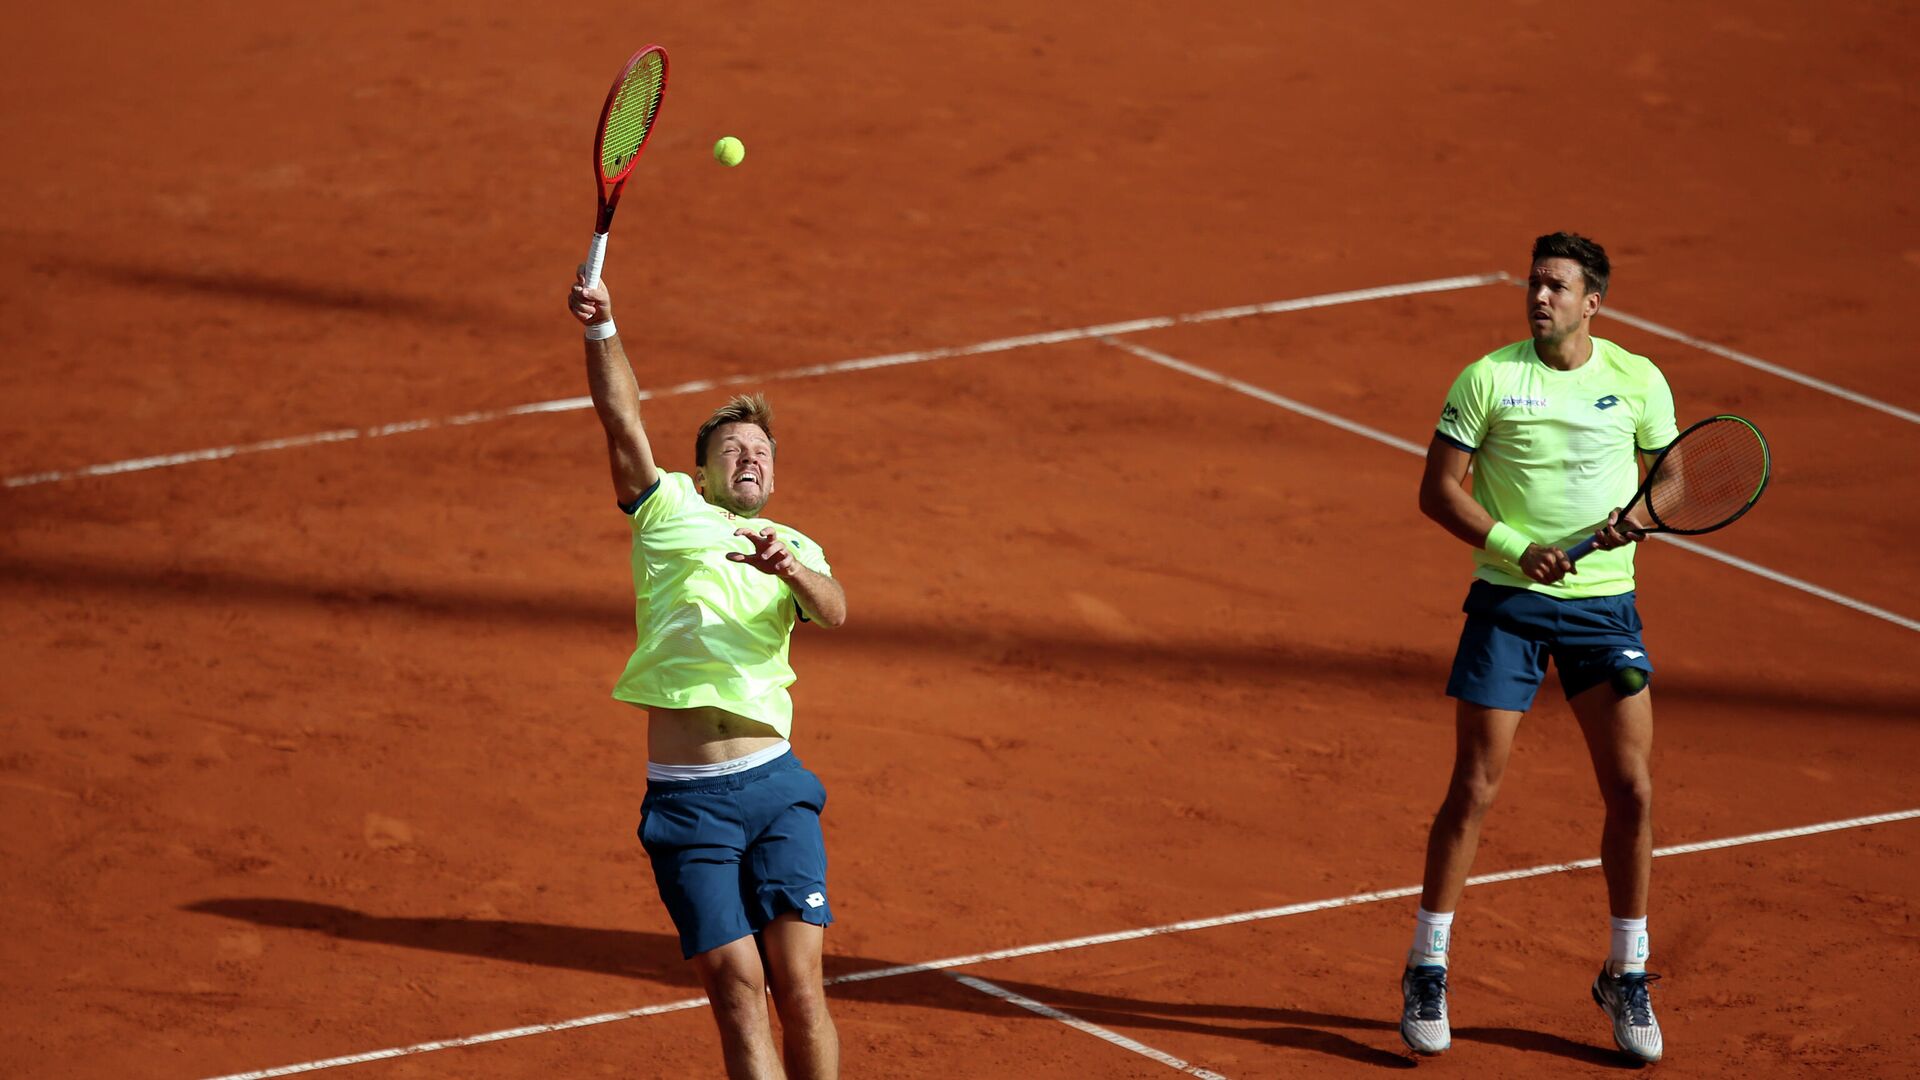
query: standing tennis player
[
  {"left": 1397, "top": 233, "right": 1675, "bottom": 1064},
  {"left": 569, "top": 268, "right": 845, "bottom": 1080}
]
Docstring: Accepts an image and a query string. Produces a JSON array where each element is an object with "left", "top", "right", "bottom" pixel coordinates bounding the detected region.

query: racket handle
[
  {"left": 1566, "top": 534, "right": 1600, "bottom": 563},
  {"left": 584, "top": 231, "right": 609, "bottom": 289}
]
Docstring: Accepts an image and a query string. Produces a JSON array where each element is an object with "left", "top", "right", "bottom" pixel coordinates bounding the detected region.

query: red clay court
[{"left": 3, "top": 2, "right": 1917, "bottom": 1077}]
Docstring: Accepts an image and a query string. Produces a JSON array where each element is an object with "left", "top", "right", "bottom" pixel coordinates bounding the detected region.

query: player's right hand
[
  {"left": 1519, "top": 543, "right": 1575, "bottom": 585},
  {"left": 1587, "top": 508, "right": 1648, "bottom": 551},
  {"left": 568, "top": 265, "right": 613, "bottom": 326}
]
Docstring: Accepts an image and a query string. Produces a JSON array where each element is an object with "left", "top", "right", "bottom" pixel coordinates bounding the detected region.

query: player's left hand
[
  {"left": 1589, "top": 508, "right": 1648, "bottom": 551},
  {"left": 728, "top": 527, "right": 798, "bottom": 578}
]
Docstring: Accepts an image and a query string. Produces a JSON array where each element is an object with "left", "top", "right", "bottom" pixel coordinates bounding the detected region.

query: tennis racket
[
  {"left": 584, "top": 45, "right": 669, "bottom": 288},
  {"left": 1567, "top": 414, "right": 1771, "bottom": 562}
]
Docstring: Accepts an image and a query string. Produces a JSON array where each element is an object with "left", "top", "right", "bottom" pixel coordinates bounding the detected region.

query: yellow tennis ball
[{"left": 713, "top": 136, "right": 745, "bottom": 167}]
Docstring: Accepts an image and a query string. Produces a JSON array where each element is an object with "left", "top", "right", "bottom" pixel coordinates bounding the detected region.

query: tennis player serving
[
  {"left": 1397, "top": 233, "right": 1673, "bottom": 1064},
  {"left": 568, "top": 269, "right": 845, "bottom": 1080}
]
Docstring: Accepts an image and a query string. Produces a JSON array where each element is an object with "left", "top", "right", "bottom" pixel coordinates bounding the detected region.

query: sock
[
  {"left": 1409, "top": 907, "right": 1454, "bottom": 968},
  {"left": 1609, "top": 916, "right": 1649, "bottom": 974}
]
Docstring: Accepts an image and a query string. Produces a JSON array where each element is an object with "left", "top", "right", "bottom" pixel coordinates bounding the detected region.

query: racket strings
[
  {"left": 1646, "top": 421, "right": 1770, "bottom": 532},
  {"left": 601, "top": 52, "right": 665, "bottom": 178}
]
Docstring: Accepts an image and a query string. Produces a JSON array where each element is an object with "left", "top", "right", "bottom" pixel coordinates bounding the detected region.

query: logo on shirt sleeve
[{"left": 1440, "top": 403, "right": 1461, "bottom": 425}]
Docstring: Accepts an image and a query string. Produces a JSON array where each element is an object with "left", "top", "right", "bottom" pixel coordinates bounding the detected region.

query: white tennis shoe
[
  {"left": 1592, "top": 967, "right": 1664, "bottom": 1063},
  {"left": 1399, "top": 964, "right": 1451, "bottom": 1055}
]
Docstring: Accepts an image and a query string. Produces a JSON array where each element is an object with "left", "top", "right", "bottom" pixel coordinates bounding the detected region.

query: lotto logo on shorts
[{"left": 805, "top": 891, "right": 825, "bottom": 909}]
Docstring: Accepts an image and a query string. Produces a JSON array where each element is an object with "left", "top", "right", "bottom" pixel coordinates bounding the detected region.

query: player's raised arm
[{"left": 568, "top": 270, "right": 659, "bottom": 505}]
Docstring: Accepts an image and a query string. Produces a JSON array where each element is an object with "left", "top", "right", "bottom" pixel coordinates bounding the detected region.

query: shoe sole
[{"left": 1399, "top": 1017, "right": 1449, "bottom": 1056}]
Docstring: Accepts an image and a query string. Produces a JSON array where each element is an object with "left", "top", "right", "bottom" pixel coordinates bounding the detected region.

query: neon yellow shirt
[
  {"left": 1436, "top": 336, "right": 1678, "bottom": 599},
  {"left": 613, "top": 472, "right": 831, "bottom": 736}
]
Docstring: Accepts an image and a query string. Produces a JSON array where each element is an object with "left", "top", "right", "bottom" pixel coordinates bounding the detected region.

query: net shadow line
[
  {"left": 68, "top": 259, "right": 526, "bottom": 329},
  {"left": 5, "top": 552, "right": 1914, "bottom": 719}
]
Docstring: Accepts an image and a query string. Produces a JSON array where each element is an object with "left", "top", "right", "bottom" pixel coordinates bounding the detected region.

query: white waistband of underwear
[{"left": 647, "top": 740, "right": 790, "bottom": 782}]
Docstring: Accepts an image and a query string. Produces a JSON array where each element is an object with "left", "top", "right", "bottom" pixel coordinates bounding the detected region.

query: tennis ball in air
[{"left": 713, "top": 136, "right": 746, "bottom": 167}]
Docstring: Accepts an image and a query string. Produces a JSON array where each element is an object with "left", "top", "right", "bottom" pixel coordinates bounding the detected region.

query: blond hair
[{"left": 693, "top": 392, "right": 776, "bottom": 465}]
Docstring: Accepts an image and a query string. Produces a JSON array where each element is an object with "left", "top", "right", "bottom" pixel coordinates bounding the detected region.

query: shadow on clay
[
  {"left": 1453, "top": 1025, "right": 1645, "bottom": 1069},
  {"left": 71, "top": 259, "right": 523, "bottom": 328},
  {"left": 181, "top": 898, "right": 1480, "bottom": 1068},
  {"left": 12, "top": 551, "right": 1916, "bottom": 721}
]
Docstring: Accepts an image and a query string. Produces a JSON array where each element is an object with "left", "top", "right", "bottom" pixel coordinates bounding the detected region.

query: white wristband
[{"left": 584, "top": 320, "right": 618, "bottom": 341}]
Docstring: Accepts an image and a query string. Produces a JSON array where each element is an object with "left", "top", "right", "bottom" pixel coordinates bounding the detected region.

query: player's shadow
[
  {"left": 186, "top": 899, "right": 1586, "bottom": 1068},
  {"left": 186, "top": 898, "right": 704, "bottom": 987},
  {"left": 838, "top": 975, "right": 1418, "bottom": 1070},
  {"left": 1455, "top": 1026, "right": 1644, "bottom": 1068},
  {"left": 846, "top": 979, "right": 1634, "bottom": 1069}
]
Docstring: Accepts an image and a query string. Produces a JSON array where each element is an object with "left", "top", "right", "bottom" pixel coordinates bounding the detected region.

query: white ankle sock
[
  {"left": 1410, "top": 907, "right": 1454, "bottom": 967},
  {"left": 1609, "top": 915, "right": 1649, "bottom": 973}
]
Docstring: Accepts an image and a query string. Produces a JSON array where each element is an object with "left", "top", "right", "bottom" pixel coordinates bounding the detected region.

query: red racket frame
[{"left": 585, "top": 45, "right": 669, "bottom": 287}]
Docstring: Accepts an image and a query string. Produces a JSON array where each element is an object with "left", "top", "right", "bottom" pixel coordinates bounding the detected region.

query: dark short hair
[
  {"left": 694, "top": 392, "right": 776, "bottom": 466},
  {"left": 1531, "top": 232, "right": 1610, "bottom": 297}
]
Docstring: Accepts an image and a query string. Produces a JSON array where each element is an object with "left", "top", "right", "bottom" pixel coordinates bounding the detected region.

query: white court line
[
  {"left": 200, "top": 807, "right": 1920, "bottom": 1079},
  {"left": 9, "top": 269, "right": 1910, "bottom": 493},
  {"left": 1658, "top": 534, "right": 1920, "bottom": 633},
  {"left": 1599, "top": 306, "right": 1920, "bottom": 427},
  {"left": 1485, "top": 275, "right": 1920, "bottom": 426},
  {"left": 1102, "top": 336, "right": 1920, "bottom": 635},
  {"left": 3, "top": 273, "right": 1506, "bottom": 490},
  {"left": 948, "top": 974, "right": 1231, "bottom": 1080}
]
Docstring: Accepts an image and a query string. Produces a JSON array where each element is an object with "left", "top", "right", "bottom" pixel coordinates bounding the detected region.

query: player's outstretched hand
[
  {"left": 568, "top": 265, "right": 613, "bottom": 326},
  {"left": 728, "top": 527, "right": 798, "bottom": 578},
  {"left": 1587, "top": 508, "right": 1648, "bottom": 552},
  {"left": 1519, "top": 543, "right": 1575, "bottom": 585}
]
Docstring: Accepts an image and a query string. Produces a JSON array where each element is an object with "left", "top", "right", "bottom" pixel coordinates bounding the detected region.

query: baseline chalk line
[{"left": 200, "top": 807, "right": 1920, "bottom": 1079}]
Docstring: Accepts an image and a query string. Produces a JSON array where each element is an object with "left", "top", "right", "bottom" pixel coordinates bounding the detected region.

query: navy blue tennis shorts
[
  {"left": 1445, "top": 580, "right": 1653, "bottom": 712},
  {"left": 638, "top": 753, "right": 831, "bottom": 959}
]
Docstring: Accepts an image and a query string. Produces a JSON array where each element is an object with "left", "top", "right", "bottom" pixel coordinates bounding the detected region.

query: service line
[
  {"left": 1599, "top": 305, "right": 1920, "bottom": 427},
  {"left": 1100, "top": 336, "right": 1920, "bottom": 634},
  {"left": 1481, "top": 274, "right": 1920, "bottom": 426},
  {"left": 200, "top": 807, "right": 1920, "bottom": 1079},
  {"left": 6, "top": 274, "right": 1508, "bottom": 490}
]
